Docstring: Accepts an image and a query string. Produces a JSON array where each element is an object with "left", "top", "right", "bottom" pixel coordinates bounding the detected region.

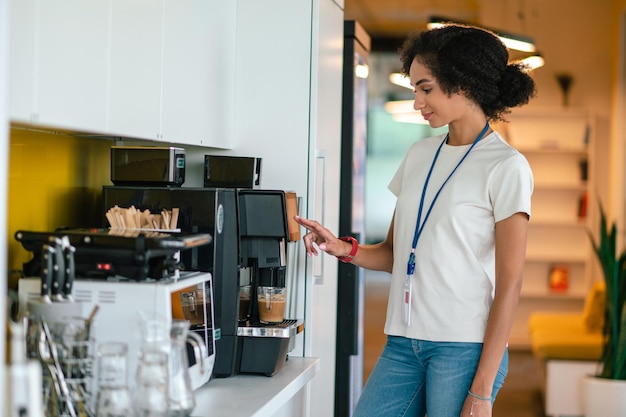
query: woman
[{"left": 295, "top": 24, "right": 536, "bottom": 417}]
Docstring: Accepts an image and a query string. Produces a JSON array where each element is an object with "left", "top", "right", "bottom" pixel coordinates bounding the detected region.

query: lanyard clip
[{"left": 407, "top": 253, "right": 415, "bottom": 275}]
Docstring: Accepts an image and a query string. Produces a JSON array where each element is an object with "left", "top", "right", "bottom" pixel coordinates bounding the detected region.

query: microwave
[
  {"left": 111, "top": 146, "right": 186, "bottom": 187},
  {"left": 18, "top": 272, "right": 216, "bottom": 391}
]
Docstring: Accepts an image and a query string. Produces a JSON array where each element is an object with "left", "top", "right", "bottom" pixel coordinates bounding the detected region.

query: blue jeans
[{"left": 353, "top": 336, "right": 508, "bottom": 417}]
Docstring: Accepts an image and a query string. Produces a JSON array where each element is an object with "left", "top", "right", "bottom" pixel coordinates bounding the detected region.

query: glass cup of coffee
[
  {"left": 239, "top": 285, "right": 251, "bottom": 322},
  {"left": 257, "top": 286, "right": 286, "bottom": 324}
]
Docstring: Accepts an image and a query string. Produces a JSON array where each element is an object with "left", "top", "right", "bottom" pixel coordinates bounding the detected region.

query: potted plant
[{"left": 583, "top": 204, "right": 626, "bottom": 417}]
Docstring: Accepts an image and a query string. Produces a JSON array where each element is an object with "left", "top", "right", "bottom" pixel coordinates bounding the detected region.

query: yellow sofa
[
  {"left": 528, "top": 280, "right": 605, "bottom": 361},
  {"left": 527, "top": 280, "right": 605, "bottom": 417}
]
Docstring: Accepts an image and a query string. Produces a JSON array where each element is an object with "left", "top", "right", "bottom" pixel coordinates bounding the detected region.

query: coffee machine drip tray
[
  {"left": 235, "top": 320, "right": 304, "bottom": 377},
  {"left": 237, "top": 319, "right": 303, "bottom": 338}
]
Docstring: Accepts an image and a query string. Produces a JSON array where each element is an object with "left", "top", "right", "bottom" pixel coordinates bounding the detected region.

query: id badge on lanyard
[
  {"left": 402, "top": 122, "right": 489, "bottom": 326},
  {"left": 402, "top": 259, "right": 415, "bottom": 326}
]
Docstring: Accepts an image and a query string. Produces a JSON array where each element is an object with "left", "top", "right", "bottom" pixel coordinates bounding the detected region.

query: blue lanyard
[{"left": 407, "top": 122, "right": 490, "bottom": 275}]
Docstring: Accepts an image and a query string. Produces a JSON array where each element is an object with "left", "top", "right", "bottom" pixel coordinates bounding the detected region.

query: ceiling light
[
  {"left": 384, "top": 100, "right": 415, "bottom": 114},
  {"left": 515, "top": 54, "right": 545, "bottom": 70},
  {"left": 389, "top": 73, "right": 413, "bottom": 90},
  {"left": 391, "top": 113, "right": 431, "bottom": 125},
  {"left": 384, "top": 100, "right": 430, "bottom": 124},
  {"left": 390, "top": 51, "right": 544, "bottom": 90},
  {"left": 355, "top": 64, "right": 369, "bottom": 79},
  {"left": 427, "top": 16, "right": 537, "bottom": 53}
]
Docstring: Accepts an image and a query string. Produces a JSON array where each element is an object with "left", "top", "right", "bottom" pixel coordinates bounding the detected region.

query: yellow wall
[{"left": 7, "top": 128, "right": 112, "bottom": 289}]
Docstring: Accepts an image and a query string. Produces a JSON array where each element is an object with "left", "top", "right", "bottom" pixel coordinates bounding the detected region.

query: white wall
[{"left": 0, "top": 0, "right": 9, "bottom": 411}]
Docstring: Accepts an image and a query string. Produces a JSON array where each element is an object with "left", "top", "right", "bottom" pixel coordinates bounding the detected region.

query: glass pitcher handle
[{"left": 186, "top": 331, "right": 207, "bottom": 375}]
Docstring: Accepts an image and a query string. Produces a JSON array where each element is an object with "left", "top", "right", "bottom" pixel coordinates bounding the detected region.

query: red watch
[{"left": 336, "top": 236, "right": 358, "bottom": 263}]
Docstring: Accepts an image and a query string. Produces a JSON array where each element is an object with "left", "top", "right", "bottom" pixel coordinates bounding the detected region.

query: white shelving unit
[{"left": 503, "top": 107, "right": 595, "bottom": 348}]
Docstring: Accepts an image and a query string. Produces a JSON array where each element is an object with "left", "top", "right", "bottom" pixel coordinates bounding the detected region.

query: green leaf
[{"left": 588, "top": 201, "right": 626, "bottom": 380}]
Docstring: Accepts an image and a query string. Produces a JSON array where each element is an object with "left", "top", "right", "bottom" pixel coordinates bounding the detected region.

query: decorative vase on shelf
[{"left": 555, "top": 73, "right": 574, "bottom": 107}]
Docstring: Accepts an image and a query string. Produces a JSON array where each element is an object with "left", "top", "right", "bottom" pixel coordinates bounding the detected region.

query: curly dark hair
[{"left": 399, "top": 24, "right": 536, "bottom": 121}]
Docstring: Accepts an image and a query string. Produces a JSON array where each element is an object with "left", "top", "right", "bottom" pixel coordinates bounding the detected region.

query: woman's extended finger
[
  {"left": 294, "top": 215, "right": 320, "bottom": 231},
  {"left": 294, "top": 216, "right": 333, "bottom": 239},
  {"left": 302, "top": 232, "right": 320, "bottom": 256}
]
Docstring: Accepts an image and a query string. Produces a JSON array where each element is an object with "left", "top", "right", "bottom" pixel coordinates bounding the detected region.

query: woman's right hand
[{"left": 293, "top": 215, "right": 351, "bottom": 258}]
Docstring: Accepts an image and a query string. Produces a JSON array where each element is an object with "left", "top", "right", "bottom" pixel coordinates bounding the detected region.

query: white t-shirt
[{"left": 386, "top": 131, "right": 533, "bottom": 343}]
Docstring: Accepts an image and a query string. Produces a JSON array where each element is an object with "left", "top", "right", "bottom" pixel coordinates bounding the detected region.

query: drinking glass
[
  {"left": 134, "top": 350, "right": 169, "bottom": 417},
  {"left": 239, "top": 285, "right": 251, "bottom": 322},
  {"left": 257, "top": 286, "right": 287, "bottom": 323},
  {"left": 95, "top": 342, "right": 131, "bottom": 417}
]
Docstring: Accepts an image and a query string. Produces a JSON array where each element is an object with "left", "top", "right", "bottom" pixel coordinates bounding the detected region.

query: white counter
[{"left": 191, "top": 357, "right": 320, "bottom": 417}]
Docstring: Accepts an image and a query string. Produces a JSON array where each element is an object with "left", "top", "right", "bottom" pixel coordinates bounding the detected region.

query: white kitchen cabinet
[
  {"left": 107, "top": 0, "right": 235, "bottom": 146},
  {"left": 9, "top": 0, "right": 234, "bottom": 148},
  {"left": 9, "top": 0, "right": 110, "bottom": 132},
  {"left": 107, "top": 0, "right": 163, "bottom": 141},
  {"left": 8, "top": 0, "right": 36, "bottom": 124},
  {"left": 504, "top": 107, "right": 595, "bottom": 347},
  {"left": 160, "top": 0, "right": 234, "bottom": 148},
  {"left": 227, "top": 1, "right": 313, "bottom": 188}
]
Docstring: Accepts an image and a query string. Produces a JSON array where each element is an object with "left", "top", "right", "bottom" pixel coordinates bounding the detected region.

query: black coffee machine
[
  {"left": 237, "top": 190, "right": 288, "bottom": 321},
  {"left": 208, "top": 188, "right": 301, "bottom": 376},
  {"left": 102, "top": 186, "right": 241, "bottom": 377},
  {"left": 102, "top": 186, "right": 303, "bottom": 378},
  {"left": 234, "top": 190, "right": 303, "bottom": 376}
]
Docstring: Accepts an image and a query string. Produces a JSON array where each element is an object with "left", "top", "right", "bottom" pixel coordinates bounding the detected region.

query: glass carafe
[
  {"left": 137, "top": 314, "right": 206, "bottom": 417},
  {"left": 168, "top": 320, "right": 206, "bottom": 417}
]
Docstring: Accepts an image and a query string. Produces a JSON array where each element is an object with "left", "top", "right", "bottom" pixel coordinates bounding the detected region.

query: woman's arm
[
  {"left": 294, "top": 213, "right": 395, "bottom": 273},
  {"left": 462, "top": 211, "right": 528, "bottom": 417}
]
